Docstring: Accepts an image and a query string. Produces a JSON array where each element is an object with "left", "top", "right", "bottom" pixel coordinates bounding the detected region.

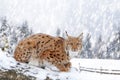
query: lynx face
[{"left": 65, "top": 32, "right": 83, "bottom": 58}]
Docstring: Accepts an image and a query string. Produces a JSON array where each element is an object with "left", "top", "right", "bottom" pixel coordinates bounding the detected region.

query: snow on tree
[
  {"left": 0, "top": 17, "right": 119, "bottom": 59},
  {"left": 0, "top": 17, "right": 10, "bottom": 52},
  {"left": 0, "top": 18, "right": 33, "bottom": 54},
  {"left": 80, "top": 33, "right": 92, "bottom": 58},
  {"left": 107, "top": 30, "right": 120, "bottom": 59},
  {"left": 92, "top": 35, "right": 106, "bottom": 59}
]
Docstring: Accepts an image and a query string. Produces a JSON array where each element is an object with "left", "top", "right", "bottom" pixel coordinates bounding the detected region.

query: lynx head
[{"left": 65, "top": 31, "right": 83, "bottom": 58}]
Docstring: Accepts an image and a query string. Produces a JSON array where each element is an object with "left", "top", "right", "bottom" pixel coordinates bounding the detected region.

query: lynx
[{"left": 14, "top": 32, "right": 83, "bottom": 72}]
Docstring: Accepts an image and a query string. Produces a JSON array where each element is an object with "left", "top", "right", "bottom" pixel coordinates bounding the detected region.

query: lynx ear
[
  {"left": 65, "top": 31, "right": 69, "bottom": 37},
  {"left": 78, "top": 32, "right": 83, "bottom": 39},
  {"left": 65, "top": 31, "right": 70, "bottom": 39}
]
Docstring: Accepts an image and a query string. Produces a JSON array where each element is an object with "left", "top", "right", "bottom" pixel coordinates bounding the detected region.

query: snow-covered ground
[
  {"left": 72, "top": 59, "right": 120, "bottom": 80},
  {"left": 0, "top": 50, "right": 120, "bottom": 80}
]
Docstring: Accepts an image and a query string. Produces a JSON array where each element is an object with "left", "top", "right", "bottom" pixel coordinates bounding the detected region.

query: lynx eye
[
  {"left": 77, "top": 43, "right": 80, "bottom": 45},
  {"left": 70, "top": 43, "right": 73, "bottom": 45}
]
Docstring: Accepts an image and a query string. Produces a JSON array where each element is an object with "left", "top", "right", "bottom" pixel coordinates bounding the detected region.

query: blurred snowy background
[{"left": 0, "top": 0, "right": 120, "bottom": 59}]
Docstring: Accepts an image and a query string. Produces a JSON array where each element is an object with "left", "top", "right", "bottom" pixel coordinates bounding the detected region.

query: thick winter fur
[{"left": 14, "top": 32, "right": 83, "bottom": 72}]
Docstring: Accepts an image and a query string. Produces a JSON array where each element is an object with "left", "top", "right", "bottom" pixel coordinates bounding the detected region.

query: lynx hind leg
[
  {"left": 14, "top": 39, "right": 36, "bottom": 63},
  {"left": 14, "top": 46, "right": 30, "bottom": 63},
  {"left": 39, "top": 50, "right": 71, "bottom": 72}
]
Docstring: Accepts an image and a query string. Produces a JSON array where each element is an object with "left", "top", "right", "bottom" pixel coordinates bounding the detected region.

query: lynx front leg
[{"left": 56, "top": 62, "right": 71, "bottom": 72}]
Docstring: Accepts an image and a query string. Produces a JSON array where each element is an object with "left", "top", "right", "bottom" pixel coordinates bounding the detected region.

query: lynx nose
[{"left": 72, "top": 48, "right": 77, "bottom": 51}]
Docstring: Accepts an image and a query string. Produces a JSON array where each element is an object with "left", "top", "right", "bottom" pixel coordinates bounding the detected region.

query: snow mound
[
  {"left": 0, "top": 50, "right": 80, "bottom": 80},
  {"left": 1, "top": 49, "right": 120, "bottom": 80}
]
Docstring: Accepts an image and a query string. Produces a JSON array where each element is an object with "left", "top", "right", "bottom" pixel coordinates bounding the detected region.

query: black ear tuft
[
  {"left": 78, "top": 32, "right": 83, "bottom": 39},
  {"left": 64, "top": 31, "right": 69, "bottom": 39}
]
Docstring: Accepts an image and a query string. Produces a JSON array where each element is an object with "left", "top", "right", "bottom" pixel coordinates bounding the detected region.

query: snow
[
  {"left": 0, "top": 0, "right": 120, "bottom": 80},
  {"left": 72, "top": 59, "right": 120, "bottom": 70},
  {"left": 80, "top": 72, "right": 120, "bottom": 80},
  {"left": 1, "top": 0, "right": 120, "bottom": 38},
  {"left": 0, "top": 50, "right": 80, "bottom": 80},
  {"left": 0, "top": 49, "right": 120, "bottom": 80}
]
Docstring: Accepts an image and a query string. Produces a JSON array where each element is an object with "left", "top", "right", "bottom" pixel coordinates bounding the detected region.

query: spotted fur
[{"left": 14, "top": 32, "right": 83, "bottom": 72}]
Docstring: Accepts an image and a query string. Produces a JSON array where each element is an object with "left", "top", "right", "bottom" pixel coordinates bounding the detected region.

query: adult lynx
[{"left": 14, "top": 32, "right": 83, "bottom": 72}]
